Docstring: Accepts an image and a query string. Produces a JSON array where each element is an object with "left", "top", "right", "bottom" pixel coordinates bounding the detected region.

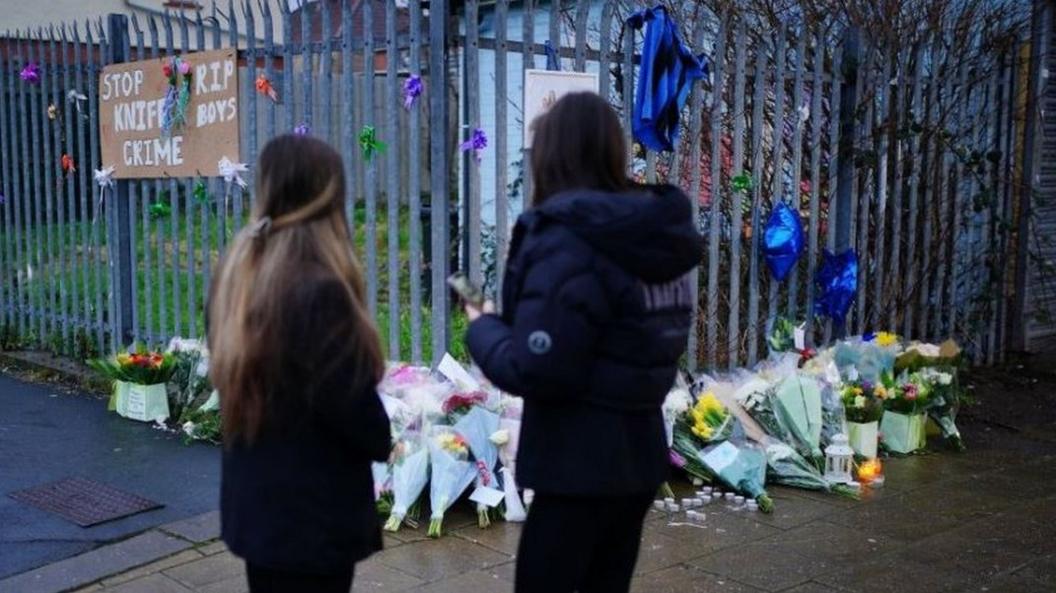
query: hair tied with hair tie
[{"left": 250, "top": 216, "right": 273, "bottom": 240}]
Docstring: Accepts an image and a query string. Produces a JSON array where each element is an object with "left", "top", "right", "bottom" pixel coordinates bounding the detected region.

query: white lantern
[{"left": 824, "top": 433, "right": 856, "bottom": 485}]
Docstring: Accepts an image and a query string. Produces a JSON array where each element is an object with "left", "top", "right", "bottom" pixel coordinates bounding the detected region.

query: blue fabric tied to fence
[
  {"left": 626, "top": 6, "right": 707, "bottom": 152},
  {"left": 815, "top": 249, "right": 859, "bottom": 322},
  {"left": 544, "top": 40, "right": 561, "bottom": 71},
  {"left": 763, "top": 202, "right": 804, "bottom": 281}
]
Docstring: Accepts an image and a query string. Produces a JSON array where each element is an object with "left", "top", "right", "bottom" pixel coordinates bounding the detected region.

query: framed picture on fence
[{"left": 523, "top": 69, "right": 599, "bottom": 149}]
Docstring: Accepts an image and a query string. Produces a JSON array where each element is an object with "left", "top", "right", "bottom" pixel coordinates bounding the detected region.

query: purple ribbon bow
[
  {"left": 20, "top": 62, "right": 40, "bottom": 84},
  {"left": 403, "top": 75, "right": 423, "bottom": 110},
  {"left": 460, "top": 128, "right": 487, "bottom": 163}
]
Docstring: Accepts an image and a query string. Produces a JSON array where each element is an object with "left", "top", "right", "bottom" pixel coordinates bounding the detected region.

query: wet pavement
[
  {"left": 3, "top": 360, "right": 1056, "bottom": 593},
  {"left": 51, "top": 425, "right": 1056, "bottom": 593},
  {"left": 0, "top": 371, "right": 221, "bottom": 580}
]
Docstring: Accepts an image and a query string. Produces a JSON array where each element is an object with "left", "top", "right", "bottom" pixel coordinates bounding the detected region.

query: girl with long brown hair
[
  {"left": 208, "top": 135, "right": 391, "bottom": 592},
  {"left": 466, "top": 92, "right": 703, "bottom": 593}
]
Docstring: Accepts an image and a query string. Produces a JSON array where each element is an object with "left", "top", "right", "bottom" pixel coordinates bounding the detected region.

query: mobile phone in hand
[{"left": 447, "top": 272, "right": 485, "bottom": 309}]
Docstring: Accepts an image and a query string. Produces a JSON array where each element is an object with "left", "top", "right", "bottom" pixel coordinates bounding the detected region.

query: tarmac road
[{"left": 0, "top": 372, "right": 220, "bottom": 579}]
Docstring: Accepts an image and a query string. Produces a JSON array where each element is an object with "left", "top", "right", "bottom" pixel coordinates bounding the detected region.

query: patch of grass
[{"left": 0, "top": 202, "right": 467, "bottom": 363}]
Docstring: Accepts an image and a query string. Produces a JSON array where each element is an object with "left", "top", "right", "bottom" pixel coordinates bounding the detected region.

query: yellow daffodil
[
  {"left": 875, "top": 331, "right": 899, "bottom": 347},
  {"left": 874, "top": 385, "right": 888, "bottom": 399}
]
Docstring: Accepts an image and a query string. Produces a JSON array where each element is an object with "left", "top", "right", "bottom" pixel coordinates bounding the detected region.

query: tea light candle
[
  {"left": 734, "top": 495, "right": 745, "bottom": 506},
  {"left": 724, "top": 493, "right": 736, "bottom": 502},
  {"left": 653, "top": 500, "right": 665, "bottom": 511},
  {"left": 712, "top": 493, "right": 724, "bottom": 502},
  {"left": 681, "top": 498, "right": 693, "bottom": 508},
  {"left": 746, "top": 500, "right": 759, "bottom": 512},
  {"left": 664, "top": 497, "right": 675, "bottom": 505},
  {"left": 692, "top": 498, "right": 703, "bottom": 507},
  {"left": 666, "top": 501, "right": 679, "bottom": 512},
  {"left": 701, "top": 487, "right": 713, "bottom": 496}
]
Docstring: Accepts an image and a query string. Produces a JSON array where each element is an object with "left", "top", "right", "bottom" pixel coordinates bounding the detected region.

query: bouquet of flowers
[
  {"left": 166, "top": 339, "right": 213, "bottom": 425},
  {"left": 89, "top": 346, "right": 178, "bottom": 422},
  {"left": 384, "top": 430, "right": 431, "bottom": 532},
  {"left": 442, "top": 391, "right": 491, "bottom": 423},
  {"left": 673, "top": 391, "right": 773, "bottom": 512},
  {"left": 834, "top": 337, "right": 898, "bottom": 384},
  {"left": 882, "top": 371, "right": 931, "bottom": 415},
  {"left": 453, "top": 406, "right": 501, "bottom": 528},
  {"left": 918, "top": 367, "right": 964, "bottom": 451},
  {"left": 494, "top": 396, "right": 527, "bottom": 521},
  {"left": 739, "top": 383, "right": 859, "bottom": 499},
  {"left": 841, "top": 381, "right": 885, "bottom": 424},
  {"left": 772, "top": 374, "right": 824, "bottom": 462},
  {"left": 89, "top": 348, "right": 177, "bottom": 387},
  {"left": 672, "top": 391, "right": 731, "bottom": 483},
  {"left": 426, "top": 426, "right": 476, "bottom": 538}
]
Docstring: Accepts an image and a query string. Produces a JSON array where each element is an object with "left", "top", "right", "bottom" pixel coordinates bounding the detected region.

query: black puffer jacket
[
  {"left": 466, "top": 185, "right": 703, "bottom": 496},
  {"left": 218, "top": 276, "right": 391, "bottom": 574}
]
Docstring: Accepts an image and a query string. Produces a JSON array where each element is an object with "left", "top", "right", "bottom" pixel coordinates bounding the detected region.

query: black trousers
[
  {"left": 245, "top": 563, "right": 354, "bottom": 593},
  {"left": 515, "top": 492, "right": 653, "bottom": 593}
]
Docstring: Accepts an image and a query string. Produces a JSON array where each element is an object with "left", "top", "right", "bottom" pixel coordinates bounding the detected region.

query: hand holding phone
[{"left": 447, "top": 272, "right": 485, "bottom": 309}]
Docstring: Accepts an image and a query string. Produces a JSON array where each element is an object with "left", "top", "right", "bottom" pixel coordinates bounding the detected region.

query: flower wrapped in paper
[
  {"left": 89, "top": 347, "right": 177, "bottom": 423},
  {"left": 453, "top": 406, "right": 501, "bottom": 528},
  {"left": 384, "top": 431, "right": 431, "bottom": 532},
  {"left": 879, "top": 371, "right": 932, "bottom": 454},
  {"left": 737, "top": 381, "right": 858, "bottom": 499},
  {"left": 772, "top": 374, "right": 824, "bottom": 462},
  {"left": 495, "top": 396, "right": 527, "bottom": 521},
  {"left": 426, "top": 426, "right": 476, "bottom": 538}
]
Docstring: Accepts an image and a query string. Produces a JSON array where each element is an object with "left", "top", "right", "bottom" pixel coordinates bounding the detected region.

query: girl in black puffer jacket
[{"left": 465, "top": 92, "right": 703, "bottom": 593}]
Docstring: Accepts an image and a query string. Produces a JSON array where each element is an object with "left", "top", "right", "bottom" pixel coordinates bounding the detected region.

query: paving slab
[
  {"left": 159, "top": 512, "right": 221, "bottom": 544},
  {"left": 404, "top": 568, "right": 514, "bottom": 593},
  {"left": 453, "top": 522, "right": 523, "bottom": 557},
  {"left": 373, "top": 535, "right": 511, "bottom": 582},
  {"left": 0, "top": 531, "right": 191, "bottom": 593},
  {"left": 352, "top": 558, "right": 426, "bottom": 592},
  {"left": 688, "top": 540, "right": 839, "bottom": 592},
  {"left": 815, "top": 553, "right": 975, "bottom": 593},
  {"left": 108, "top": 574, "right": 194, "bottom": 593},
  {"left": 163, "top": 552, "right": 244, "bottom": 589},
  {"left": 630, "top": 565, "right": 765, "bottom": 593},
  {"left": 101, "top": 550, "right": 204, "bottom": 587}
]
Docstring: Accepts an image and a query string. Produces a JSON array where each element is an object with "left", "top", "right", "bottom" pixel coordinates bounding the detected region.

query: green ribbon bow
[
  {"left": 358, "top": 125, "right": 386, "bottom": 162},
  {"left": 731, "top": 174, "right": 753, "bottom": 193}
]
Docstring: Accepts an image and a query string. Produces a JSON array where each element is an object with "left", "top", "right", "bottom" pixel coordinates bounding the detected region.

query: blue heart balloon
[
  {"left": 763, "top": 202, "right": 804, "bottom": 281},
  {"left": 814, "top": 249, "right": 858, "bottom": 321}
]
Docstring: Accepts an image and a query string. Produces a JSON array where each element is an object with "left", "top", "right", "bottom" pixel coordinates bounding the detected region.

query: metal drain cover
[{"left": 9, "top": 477, "right": 163, "bottom": 527}]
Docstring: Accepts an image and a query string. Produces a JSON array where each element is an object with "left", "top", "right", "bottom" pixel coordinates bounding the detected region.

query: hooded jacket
[{"left": 466, "top": 185, "right": 703, "bottom": 496}]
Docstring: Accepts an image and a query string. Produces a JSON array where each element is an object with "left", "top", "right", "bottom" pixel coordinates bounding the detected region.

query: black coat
[
  {"left": 467, "top": 185, "right": 703, "bottom": 496},
  {"left": 217, "top": 276, "right": 391, "bottom": 574}
]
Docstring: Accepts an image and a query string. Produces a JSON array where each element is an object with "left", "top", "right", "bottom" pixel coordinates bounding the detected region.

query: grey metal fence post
[
  {"left": 833, "top": 27, "right": 861, "bottom": 337},
  {"left": 106, "top": 14, "right": 134, "bottom": 347},
  {"left": 430, "top": 0, "right": 451, "bottom": 362}
]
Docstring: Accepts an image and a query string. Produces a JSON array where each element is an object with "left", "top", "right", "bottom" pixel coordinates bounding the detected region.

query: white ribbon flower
[
  {"left": 218, "top": 157, "right": 249, "bottom": 189},
  {"left": 94, "top": 165, "right": 115, "bottom": 189}
]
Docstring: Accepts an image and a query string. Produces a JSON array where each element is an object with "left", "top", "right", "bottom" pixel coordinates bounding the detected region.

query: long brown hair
[
  {"left": 208, "top": 135, "right": 384, "bottom": 444},
  {"left": 530, "top": 92, "right": 630, "bottom": 206}
]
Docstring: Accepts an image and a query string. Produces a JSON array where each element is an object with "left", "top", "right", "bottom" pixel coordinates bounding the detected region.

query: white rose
[
  {"left": 937, "top": 372, "right": 953, "bottom": 386},
  {"left": 489, "top": 429, "right": 510, "bottom": 446},
  {"left": 854, "top": 395, "right": 867, "bottom": 408}
]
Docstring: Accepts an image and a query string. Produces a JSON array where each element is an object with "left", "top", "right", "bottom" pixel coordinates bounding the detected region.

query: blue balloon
[
  {"left": 763, "top": 202, "right": 805, "bottom": 281},
  {"left": 814, "top": 249, "right": 858, "bottom": 321},
  {"left": 627, "top": 6, "right": 707, "bottom": 153}
]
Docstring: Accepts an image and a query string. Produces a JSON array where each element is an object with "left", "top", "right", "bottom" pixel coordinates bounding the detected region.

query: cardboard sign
[
  {"left": 99, "top": 49, "right": 240, "bottom": 179},
  {"left": 523, "top": 69, "right": 599, "bottom": 149}
]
